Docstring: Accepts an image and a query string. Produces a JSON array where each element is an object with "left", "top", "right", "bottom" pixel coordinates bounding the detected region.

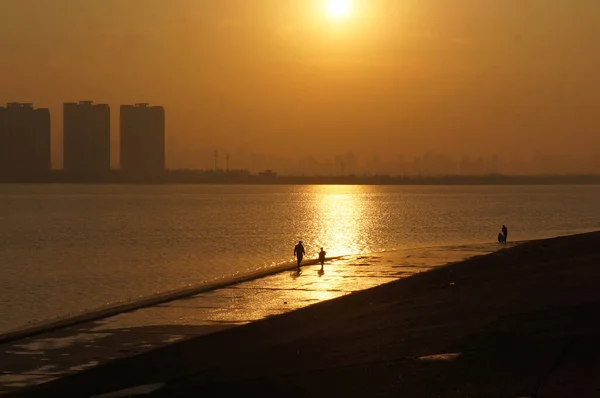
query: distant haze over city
[{"left": 2, "top": 0, "right": 600, "bottom": 174}]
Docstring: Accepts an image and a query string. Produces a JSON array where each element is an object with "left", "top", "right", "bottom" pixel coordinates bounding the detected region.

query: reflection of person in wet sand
[
  {"left": 293, "top": 241, "right": 305, "bottom": 271},
  {"left": 318, "top": 247, "right": 326, "bottom": 270}
]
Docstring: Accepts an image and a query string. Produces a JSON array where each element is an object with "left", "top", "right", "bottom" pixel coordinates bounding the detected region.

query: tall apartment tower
[
  {"left": 63, "top": 101, "right": 110, "bottom": 176},
  {"left": 0, "top": 103, "right": 51, "bottom": 180},
  {"left": 120, "top": 104, "right": 165, "bottom": 180}
]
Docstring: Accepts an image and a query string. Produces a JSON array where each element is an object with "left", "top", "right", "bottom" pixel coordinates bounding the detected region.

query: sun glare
[
  {"left": 315, "top": 186, "right": 367, "bottom": 256},
  {"left": 326, "top": 0, "right": 353, "bottom": 20}
]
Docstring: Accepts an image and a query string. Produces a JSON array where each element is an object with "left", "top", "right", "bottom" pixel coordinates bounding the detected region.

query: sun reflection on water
[{"left": 313, "top": 185, "right": 371, "bottom": 257}]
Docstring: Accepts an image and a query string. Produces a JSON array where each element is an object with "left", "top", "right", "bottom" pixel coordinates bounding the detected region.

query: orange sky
[{"left": 2, "top": 0, "right": 600, "bottom": 170}]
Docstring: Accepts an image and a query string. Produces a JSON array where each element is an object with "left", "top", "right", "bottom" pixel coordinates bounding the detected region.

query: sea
[{"left": 1, "top": 184, "right": 599, "bottom": 334}]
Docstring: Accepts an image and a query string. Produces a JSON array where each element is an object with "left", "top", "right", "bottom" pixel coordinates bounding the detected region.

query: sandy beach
[{"left": 9, "top": 231, "right": 600, "bottom": 397}]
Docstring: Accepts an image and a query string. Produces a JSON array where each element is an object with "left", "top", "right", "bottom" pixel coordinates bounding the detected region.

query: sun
[{"left": 326, "top": 0, "right": 354, "bottom": 20}]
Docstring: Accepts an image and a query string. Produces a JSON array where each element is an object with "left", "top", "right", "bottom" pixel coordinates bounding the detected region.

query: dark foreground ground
[{"left": 12, "top": 231, "right": 600, "bottom": 398}]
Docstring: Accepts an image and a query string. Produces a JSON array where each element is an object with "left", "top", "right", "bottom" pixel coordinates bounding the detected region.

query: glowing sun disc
[{"left": 326, "top": 0, "right": 353, "bottom": 20}]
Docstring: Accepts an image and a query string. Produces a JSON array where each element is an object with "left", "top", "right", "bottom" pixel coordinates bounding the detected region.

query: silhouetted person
[
  {"left": 318, "top": 247, "right": 326, "bottom": 270},
  {"left": 294, "top": 241, "right": 305, "bottom": 271},
  {"left": 498, "top": 232, "right": 505, "bottom": 243},
  {"left": 502, "top": 224, "right": 508, "bottom": 242}
]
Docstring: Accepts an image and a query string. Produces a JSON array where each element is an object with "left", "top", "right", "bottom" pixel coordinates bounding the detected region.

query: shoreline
[
  {"left": 0, "top": 257, "right": 336, "bottom": 345},
  {"left": 0, "top": 242, "right": 501, "bottom": 396},
  {"left": 8, "top": 230, "right": 600, "bottom": 397},
  {"left": 0, "top": 239, "right": 516, "bottom": 345}
]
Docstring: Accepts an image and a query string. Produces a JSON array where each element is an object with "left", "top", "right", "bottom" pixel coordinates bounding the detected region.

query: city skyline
[
  {"left": 2, "top": 99, "right": 600, "bottom": 177},
  {"left": 0, "top": 101, "right": 166, "bottom": 179},
  {"left": 2, "top": 0, "right": 600, "bottom": 173}
]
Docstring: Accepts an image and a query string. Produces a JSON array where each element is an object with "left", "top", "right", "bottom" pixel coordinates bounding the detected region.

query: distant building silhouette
[
  {"left": 258, "top": 169, "right": 277, "bottom": 179},
  {"left": 120, "top": 103, "right": 165, "bottom": 180},
  {"left": 63, "top": 101, "right": 110, "bottom": 177},
  {"left": 0, "top": 103, "right": 51, "bottom": 180}
]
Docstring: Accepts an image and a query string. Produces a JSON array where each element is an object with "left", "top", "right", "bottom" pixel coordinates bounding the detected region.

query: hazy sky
[{"left": 2, "top": 0, "right": 600, "bottom": 169}]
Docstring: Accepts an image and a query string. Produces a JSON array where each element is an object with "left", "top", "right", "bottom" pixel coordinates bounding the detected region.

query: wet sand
[{"left": 10, "top": 231, "right": 600, "bottom": 397}]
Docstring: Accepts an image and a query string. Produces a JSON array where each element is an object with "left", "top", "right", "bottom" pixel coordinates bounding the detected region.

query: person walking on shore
[
  {"left": 294, "top": 241, "right": 305, "bottom": 271},
  {"left": 502, "top": 225, "right": 508, "bottom": 242},
  {"left": 318, "top": 247, "right": 326, "bottom": 270}
]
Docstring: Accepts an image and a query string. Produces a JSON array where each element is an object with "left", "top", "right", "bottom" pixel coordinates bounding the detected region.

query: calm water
[{"left": 1, "top": 184, "right": 599, "bottom": 334}]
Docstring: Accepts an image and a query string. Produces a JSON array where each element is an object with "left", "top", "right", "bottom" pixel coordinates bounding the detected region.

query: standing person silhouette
[
  {"left": 293, "top": 241, "right": 305, "bottom": 271},
  {"left": 318, "top": 247, "right": 326, "bottom": 270},
  {"left": 502, "top": 225, "right": 508, "bottom": 242}
]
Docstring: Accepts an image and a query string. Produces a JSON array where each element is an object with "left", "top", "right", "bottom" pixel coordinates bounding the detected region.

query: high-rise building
[
  {"left": 0, "top": 103, "right": 51, "bottom": 180},
  {"left": 63, "top": 101, "right": 110, "bottom": 176},
  {"left": 120, "top": 103, "right": 165, "bottom": 180}
]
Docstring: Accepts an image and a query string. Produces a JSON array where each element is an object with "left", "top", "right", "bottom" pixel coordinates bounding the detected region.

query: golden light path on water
[{"left": 313, "top": 185, "right": 370, "bottom": 258}]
